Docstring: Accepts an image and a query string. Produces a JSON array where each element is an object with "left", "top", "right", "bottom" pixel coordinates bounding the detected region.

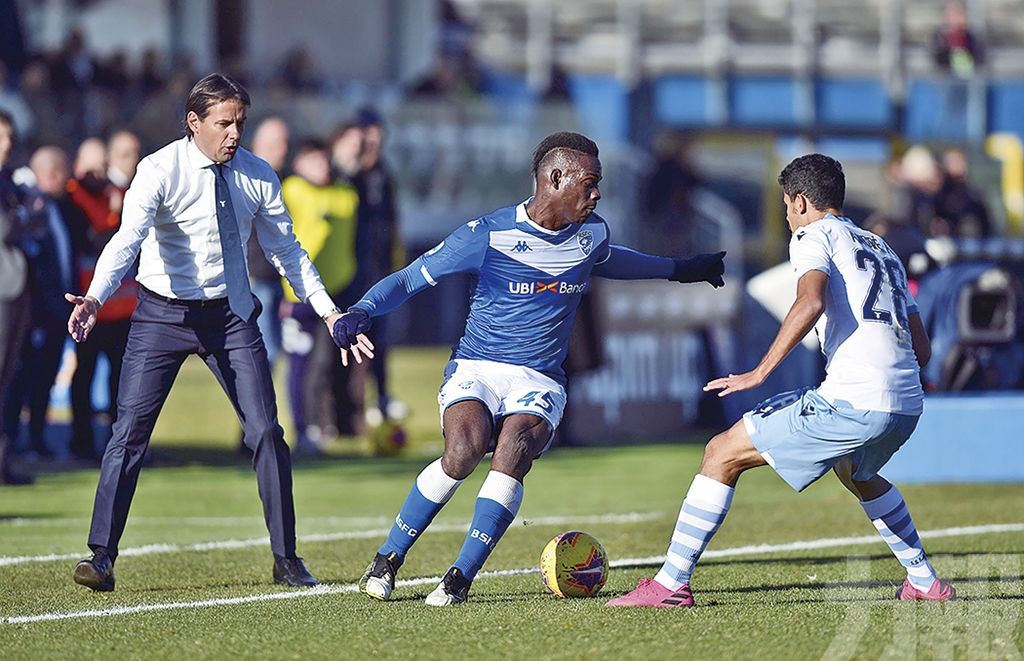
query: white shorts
[{"left": 437, "top": 359, "right": 567, "bottom": 452}]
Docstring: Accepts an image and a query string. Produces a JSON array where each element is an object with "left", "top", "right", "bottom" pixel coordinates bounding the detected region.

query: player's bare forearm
[
  {"left": 908, "top": 313, "right": 931, "bottom": 368},
  {"left": 753, "top": 291, "right": 824, "bottom": 378},
  {"left": 705, "top": 270, "right": 827, "bottom": 397}
]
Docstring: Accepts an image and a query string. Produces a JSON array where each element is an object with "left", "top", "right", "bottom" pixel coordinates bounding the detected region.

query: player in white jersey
[{"left": 608, "top": 154, "right": 956, "bottom": 609}]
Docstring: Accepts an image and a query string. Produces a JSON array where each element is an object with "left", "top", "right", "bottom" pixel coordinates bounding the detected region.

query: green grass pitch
[{"left": 1, "top": 348, "right": 1022, "bottom": 659}]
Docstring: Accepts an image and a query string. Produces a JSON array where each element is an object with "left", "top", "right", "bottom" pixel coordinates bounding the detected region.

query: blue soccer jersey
[{"left": 352, "top": 200, "right": 674, "bottom": 384}]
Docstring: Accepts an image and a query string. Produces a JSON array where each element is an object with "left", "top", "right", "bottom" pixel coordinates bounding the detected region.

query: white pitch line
[
  {"left": 610, "top": 522, "right": 1024, "bottom": 566},
  {"left": 0, "top": 512, "right": 662, "bottom": 568},
  {"left": 0, "top": 516, "right": 393, "bottom": 528},
  {"left": 2, "top": 521, "right": 1021, "bottom": 626}
]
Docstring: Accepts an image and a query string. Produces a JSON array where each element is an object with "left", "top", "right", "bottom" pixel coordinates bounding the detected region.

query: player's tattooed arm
[{"left": 704, "top": 270, "right": 827, "bottom": 397}]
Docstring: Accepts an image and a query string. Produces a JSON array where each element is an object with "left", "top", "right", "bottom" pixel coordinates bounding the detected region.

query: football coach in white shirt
[{"left": 64, "top": 73, "right": 365, "bottom": 591}]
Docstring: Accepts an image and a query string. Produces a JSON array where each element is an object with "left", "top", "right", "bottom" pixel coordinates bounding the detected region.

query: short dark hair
[
  {"left": 356, "top": 106, "right": 383, "bottom": 129},
  {"left": 295, "top": 138, "right": 328, "bottom": 156},
  {"left": 183, "top": 73, "right": 251, "bottom": 138},
  {"left": 777, "top": 154, "right": 845, "bottom": 211},
  {"left": 531, "top": 131, "right": 599, "bottom": 177}
]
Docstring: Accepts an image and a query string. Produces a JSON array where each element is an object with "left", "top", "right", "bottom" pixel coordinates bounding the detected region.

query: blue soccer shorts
[{"left": 742, "top": 387, "right": 920, "bottom": 492}]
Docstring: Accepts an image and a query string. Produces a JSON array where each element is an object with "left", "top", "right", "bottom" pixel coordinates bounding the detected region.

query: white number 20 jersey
[{"left": 790, "top": 214, "right": 923, "bottom": 415}]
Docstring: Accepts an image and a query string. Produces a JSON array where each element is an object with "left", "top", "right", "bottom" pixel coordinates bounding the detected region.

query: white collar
[{"left": 515, "top": 198, "right": 576, "bottom": 236}]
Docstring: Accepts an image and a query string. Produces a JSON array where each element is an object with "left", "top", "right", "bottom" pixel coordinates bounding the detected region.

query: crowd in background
[
  {"left": 0, "top": 105, "right": 404, "bottom": 485},
  {"left": 245, "top": 111, "right": 404, "bottom": 458},
  {"left": 0, "top": 0, "right": 1012, "bottom": 485}
]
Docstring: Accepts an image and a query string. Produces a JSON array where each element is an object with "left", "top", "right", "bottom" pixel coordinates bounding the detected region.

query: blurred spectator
[
  {"left": 280, "top": 139, "right": 361, "bottom": 450},
  {"left": 0, "top": 111, "right": 32, "bottom": 484},
  {"left": 4, "top": 146, "right": 78, "bottom": 459},
  {"left": 409, "top": 1, "right": 483, "bottom": 99},
  {"left": 273, "top": 47, "right": 322, "bottom": 93},
  {"left": 91, "top": 50, "right": 133, "bottom": 135},
  {"left": 66, "top": 131, "right": 140, "bottom": 461},
  {"left": 17, "top": 60, "right": 62, "bottom": 149},
  {"left": 0, "top": 0, "right": 28, "bottom": 75},
  {"left": 247, "top": 117, "right": 290, "bottom": 367},
  {"left": 409, "top": 52, "right": 483, "bottom": 100},
  {"left": 892, "top": 145, "right": 944, "bottom": 237},
  {"left": 931, "top": 1, "right": 985, "bottom": 141},
  {"left": 331, "top": 121, "right": 364, "bottom": 185},
  {"left": 355, "top": 108, "right": 402, "bottom": 417},
  {"left": 639, "top": 132, "right": 739, "bottom": 256},
  {"left": 107, "top": 129, "right": 140, "bottom": 191},
  {"left": 137, "top": 47, "right": 166, "bottom": 100},
  {"left": 932, "top": 1, "right": 984, "bottom": 80},
  {"left": 0, "top": 61, "right": 33, "bottom": 140},
  {"left": 49, "top": 30, "right": 94, "bottom": 142},
  {"left": 935, "top": 148, "right": 992, "bottom": 237},
  {"left": 132, "top": 69, "right": 192, "bottom": 152},
  {"left": 51, "top": 29, "right": 96, "bottom": 93}
]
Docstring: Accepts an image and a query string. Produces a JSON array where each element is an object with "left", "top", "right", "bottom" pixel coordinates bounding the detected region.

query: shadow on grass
[
  {"left": 601, "top": 573, "right": 1024, "bottom": 607},
  {"left": 699, "top": 551, "right": 1024, "bottom": 569},
  {"left": 14, "top": 442, "right": 438, "bottom": 477}
]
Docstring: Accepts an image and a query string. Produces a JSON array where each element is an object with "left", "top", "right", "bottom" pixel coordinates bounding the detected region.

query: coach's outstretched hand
[
  {"left": 65, "top": 293, "right": 100, "bottom": 343},
  {"left": 670, "top": 251, "right": 726, "bottom": 288},
  {"left": 331, "top": 308, "right": 375, "bottom": 367}
]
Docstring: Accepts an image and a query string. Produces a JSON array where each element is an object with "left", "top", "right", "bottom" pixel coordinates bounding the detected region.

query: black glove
[
  {"left": 670, "top": 251, "right": 726, "bottom": 288},
  {"left": 331, "top": 307, "right": 372, "bottom": 349}
]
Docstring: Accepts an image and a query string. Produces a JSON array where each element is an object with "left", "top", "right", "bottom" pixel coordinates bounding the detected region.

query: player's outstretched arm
[
  {"left": 328, "top": 255, "right": 447, "bottom": 366},
  {"left": 704, "top": 269, "right": 827, "bottom": 397},
  {"left": 592, "top": 245, "right": 726, "bottom": 287}
]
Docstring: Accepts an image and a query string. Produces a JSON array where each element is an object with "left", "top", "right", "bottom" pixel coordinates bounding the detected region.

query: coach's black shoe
[
  {"left": 359, "top": 551, "right": 402, "bottom": 600},
  {"left": 425, "top": 566, "right": 471, "bottom": 606},
  {"left": 73, "top": 549, "right": 115, "bottom": 592},
  {"left": 273, "top": 555, "right": 318, "bottom": 587}
]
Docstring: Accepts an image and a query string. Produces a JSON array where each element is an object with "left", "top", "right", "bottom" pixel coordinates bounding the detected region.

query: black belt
[{"left": 141, "top": 285, "right": 230, "bottom": 309}]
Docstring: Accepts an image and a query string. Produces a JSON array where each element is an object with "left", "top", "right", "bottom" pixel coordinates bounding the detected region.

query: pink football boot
[
  {"left": 605, "top": 578, "right": 694, "bottom": 608},
  {"left": 895, "top": 578, "right": 956, "bottom": 601}
]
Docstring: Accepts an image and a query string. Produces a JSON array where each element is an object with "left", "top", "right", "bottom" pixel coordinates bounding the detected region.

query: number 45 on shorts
[{"left": 516, "top": 390, "right": 555, "bottom": 413}]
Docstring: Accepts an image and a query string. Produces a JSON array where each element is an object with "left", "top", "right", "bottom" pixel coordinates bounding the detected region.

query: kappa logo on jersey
[
  {"left": 508, "top": 281, "right": 588, "bottom": 295},
  {"left": 577, "top": 230, "right": 594, "bottom": 255},
  {"left": 467, "top": 219, "right": 482, "bottom": 231},
  {"left": 510, "top": 240, "right": 532, "bottom": 253}
]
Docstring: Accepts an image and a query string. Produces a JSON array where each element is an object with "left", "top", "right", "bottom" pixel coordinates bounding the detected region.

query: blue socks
[
  {"left": 379, "top": 459, "right": 462, "bottom": 559},
  {"left": 453, "top": 471, "right": 524, "bottom": 580},
  {"left": 861, "top": 485, "right": 938, "bottom": 591},
  {"left": 655, "top": 474, "right": 734, "bottom": 591}
]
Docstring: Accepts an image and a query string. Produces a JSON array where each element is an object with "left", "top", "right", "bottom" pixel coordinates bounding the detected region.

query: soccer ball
[
  {"left": 368, "top": 420, "right": 407, "bottom": 457},
  {"left": 539, "top": 531, "right": 609, "bottom": 598}
]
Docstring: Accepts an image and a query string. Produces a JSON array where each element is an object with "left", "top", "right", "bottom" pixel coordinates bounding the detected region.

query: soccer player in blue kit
[
  {"left": 607, "top": 154, "right": 955, "bottom": 609},
  {"left": 330, "top": 132, "right": 727, "bottom": 605}
]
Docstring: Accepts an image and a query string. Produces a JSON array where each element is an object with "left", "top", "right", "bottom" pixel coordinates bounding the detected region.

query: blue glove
[
  {"left": 671, "top": 251, "right": 726, "bottom": 288},
  {"left": 331, "top": 308, "right": 372, "bottom": 349}
]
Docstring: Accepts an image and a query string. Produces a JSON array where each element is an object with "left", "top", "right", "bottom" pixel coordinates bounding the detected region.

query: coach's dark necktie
[{"left": 214, "top": 163, "right": 255, "bottom": 320}]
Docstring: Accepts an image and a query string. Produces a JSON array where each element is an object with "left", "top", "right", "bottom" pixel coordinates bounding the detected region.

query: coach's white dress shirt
[{"left": 86, "top": 136, "right": 335, "bottom": 316}]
